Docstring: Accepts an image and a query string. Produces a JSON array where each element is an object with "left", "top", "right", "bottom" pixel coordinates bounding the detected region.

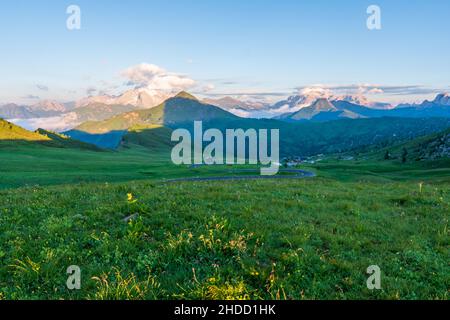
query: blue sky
[{"left": 0, "top": 0, "right": 449, "bottom": 104}]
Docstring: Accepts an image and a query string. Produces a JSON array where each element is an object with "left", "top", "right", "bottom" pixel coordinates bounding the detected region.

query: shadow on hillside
[
  {"left": 66, "top": 126, "right": 175, "bottom": 151},
  {"left": 121, "top": 126, "right": 175, "bottom": 150},
  {"left": 65, "top": 130, "right": 127, "bottom": 149},
  {"left": 0, "top": 138, "right": 102, "bottom": 151}
]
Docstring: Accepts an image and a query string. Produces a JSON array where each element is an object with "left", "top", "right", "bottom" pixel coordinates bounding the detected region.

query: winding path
[{"left": 166, "top": 169, "right": 316, "bottom": 183}]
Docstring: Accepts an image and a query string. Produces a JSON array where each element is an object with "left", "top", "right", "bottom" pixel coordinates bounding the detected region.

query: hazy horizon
[{"left": 1, "top": 0, "right": 449, "bottom": 105}]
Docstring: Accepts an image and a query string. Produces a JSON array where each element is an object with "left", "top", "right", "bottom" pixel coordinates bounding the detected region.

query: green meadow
[
  {"left": 0, "top": 143, "right": 255, "bottom": 189},
  {"left": 0, "top": 143, "right": 448, "bottom": 300}
]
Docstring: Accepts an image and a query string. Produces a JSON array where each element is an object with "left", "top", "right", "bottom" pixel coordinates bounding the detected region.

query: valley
[
  {"left": 0, "top": 154, "right": 448, "bottom": 300},
  {"left": 0, "top": 92, "right": 449, "bottom": 301}
]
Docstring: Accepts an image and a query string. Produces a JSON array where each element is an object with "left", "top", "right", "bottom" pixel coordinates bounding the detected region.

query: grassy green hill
[
  {"left": 35, "top": 129, "right": 102, "bottom": 151},
  {"left": 361, "top": 128, "right": 450, "bottom": 162},
  {"left": 0, "top": 118, "right": 51, "bottom": 142},
  {"left": 324, "top": 128, "right": 450, "bottom": 174},
  {"left": 301, "top": 129, "right": 450, "bottom": 184},
  {"left": 0, "top": 118, "right": 103, "bottom": 150}
]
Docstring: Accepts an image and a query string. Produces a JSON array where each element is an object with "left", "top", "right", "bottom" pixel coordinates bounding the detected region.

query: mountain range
[
  {"left": 202, "top": 97, "right": 269, "bottom": 117},
  {"left": 0, "top": 88, "right": 171, "bottom": 131},
  {"left": 278, "top": 93, "right": 450, "bottom": 122},
  {"left": 1, "top": 88, "right": 449, "bottom": 132},
  {"left": 74, "top": 88, "right": 170, "bottom": 109},
  {"left": 62, "top": 91, "right": 450, "bottom": 159},
  {"left": 2, "top": 90, "right": 450, "bottom": 159}
]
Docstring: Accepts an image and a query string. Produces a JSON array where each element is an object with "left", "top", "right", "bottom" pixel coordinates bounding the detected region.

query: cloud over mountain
[{"left": 122, "top": 63, "right": 195, "bottom": 92}]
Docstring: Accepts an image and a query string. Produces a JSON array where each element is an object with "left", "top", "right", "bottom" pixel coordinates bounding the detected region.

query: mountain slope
[
  {"left": 280, "top": 98, "right": 351, "bottom": 121},
  {"left": 29, "top": 100, "right": 68, "bottom": 116},
  {"left": 120, "top": 124, "right": 174, "bottom": 151},
  {"left": 0, "top": 118, "right": 50, "bottom": 141},
  {"left": 290, "top": 98, "right": 337, "bottom": 120},
  {"left": 71, "top": 103, "right": 138, "bottom": 123},
  {"left": 35, "top": 129, "right": 102, "bottom": 151},
  {"left": 401, "top": 128, "right": 450, "bottom": 161},
  {"left": 0, "top": 118, "right": 101, "bottom": 151},
  {"left": 365, "top": 128, "right": 450, "bottom": 162},
  {"left": 0, "top": 104, "right": 37, "bottom": 119}
]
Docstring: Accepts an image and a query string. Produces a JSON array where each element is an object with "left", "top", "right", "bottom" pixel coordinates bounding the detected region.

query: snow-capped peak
[
  {"left": 29, "top": 100, "right": 66, "bottom": 112},
  {"left": 433, "top": 93, "right": 450, "bottom": 106},
  {"left": 75, "top": 88, "right": 171, "bottom": 109}
]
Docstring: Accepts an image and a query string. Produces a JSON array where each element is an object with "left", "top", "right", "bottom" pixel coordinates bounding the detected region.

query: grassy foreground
[{"left": 0, "top": 175, "right": 448, "bottom": 300}]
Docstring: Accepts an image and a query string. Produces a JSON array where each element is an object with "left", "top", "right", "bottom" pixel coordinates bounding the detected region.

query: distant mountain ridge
[
  {"left": 278, "top": 93, "right": 450, "bottom": 122},
  {"left": 75, "top": 88, "right": 170, "bottom": 109},
  {"left": 0, "top": 88, "right": 172, "bottom": 130},
  {"left": 0, "top": 101, "right": 72, "bottom": 119},
  {"left": 432, "top": 93, "right": 450, "bottom": 106},
  {"left": 203, "top": 92, "right": 394, "bottom": 118},
  {"left": 203, "top": 97, "right": 266, "bottom": 110},
  {"left": 2, "top": 91, "right": 450, "bottom": 132},
  {"left": 0, "top": 103, "right": 36, "bottom": 119}
]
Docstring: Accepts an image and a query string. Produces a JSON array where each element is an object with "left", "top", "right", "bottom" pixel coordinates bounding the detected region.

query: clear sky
[{"left": 0, "top": 0, "right": 449, "bottom": 104}]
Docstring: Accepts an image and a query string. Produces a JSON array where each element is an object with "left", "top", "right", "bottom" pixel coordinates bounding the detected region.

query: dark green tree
[{"left": 384, "top": 150, "right": 390, "bottom": 160}]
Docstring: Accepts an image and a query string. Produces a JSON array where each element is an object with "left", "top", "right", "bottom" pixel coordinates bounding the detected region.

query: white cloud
[
  {"left": 368, "top": 88, "right": 384, "bottom": 94},
  {"left": 9, "top": 113, "right": 79, "bottom": 132},
  {"left": 121, "top": 63, "right": 195, "bottom": 92},
  {"left": 202, "top": 84, "right": 215, "bottom": 92},
  {"left": 299, "top": 86, "right": 333, "bottom": 98}
]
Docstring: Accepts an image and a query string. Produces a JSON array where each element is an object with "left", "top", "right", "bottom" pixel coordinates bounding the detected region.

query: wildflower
[{"left": 127, "top": 193, "right": 137, "bottom": 204}]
